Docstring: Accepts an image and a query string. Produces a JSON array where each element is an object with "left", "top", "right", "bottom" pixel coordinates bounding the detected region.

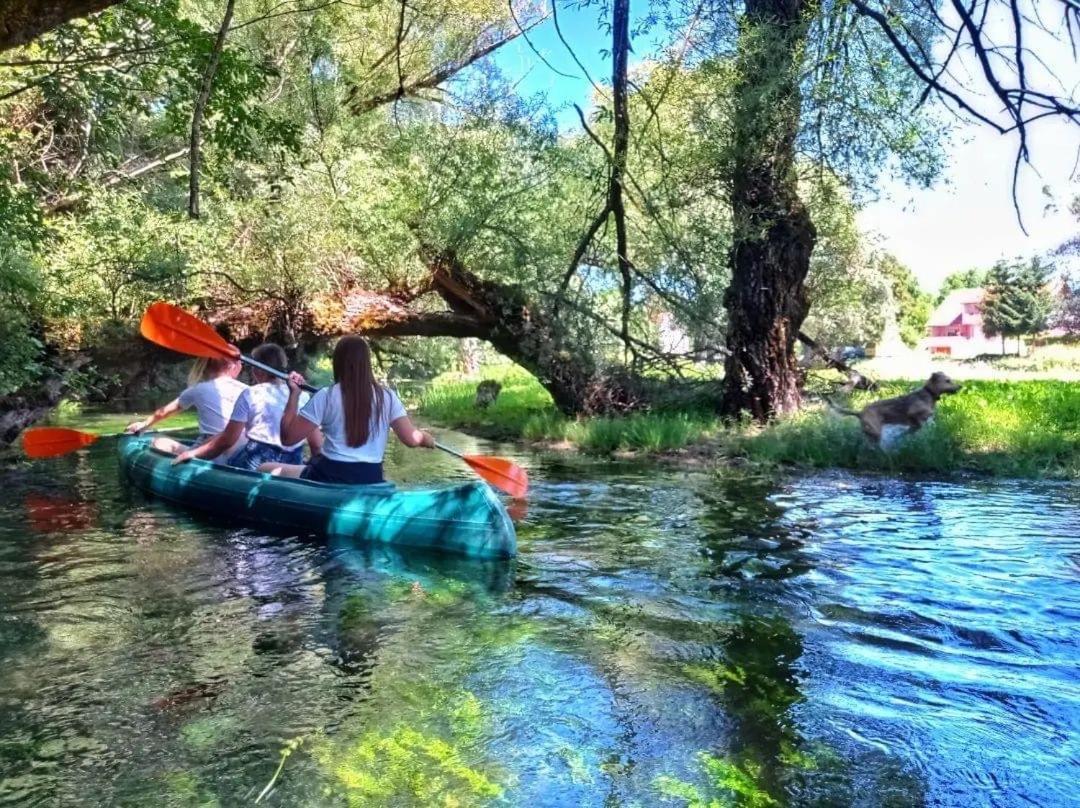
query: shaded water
[{"left": 0, "top": 431, "right": 1077, "bottom": 806}]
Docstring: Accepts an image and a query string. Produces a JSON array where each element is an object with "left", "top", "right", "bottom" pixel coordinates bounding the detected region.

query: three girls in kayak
[
  {"left": 130, "top": 335, "right": 426, "bottom": 483},
  {"left": 172, "top": 343, "right": 322, "bottom": 468},
  {"left": 264, "top": 335, "right": 435, "bottom": 483}
]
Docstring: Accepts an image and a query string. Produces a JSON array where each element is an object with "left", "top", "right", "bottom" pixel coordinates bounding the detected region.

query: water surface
[{"left": 0, "top": 432, "right": 1076, "bottom": 806}]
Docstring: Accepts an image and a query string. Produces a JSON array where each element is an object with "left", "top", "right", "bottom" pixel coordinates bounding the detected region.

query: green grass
[
  {"left": 417, "top": 367, "right": 720, "bottom": 452},
  {"left": 523, "top": 411, "right": 721, "bottom": 454},
  {"left": 413, "top": 366, "right": 558, "bottom": 440},
  {"left": 416, "top": 369, "right": 1080, "bottom": 478},
  {"left": 738, "top": 380, "right": 1080, "bottom": 478}
]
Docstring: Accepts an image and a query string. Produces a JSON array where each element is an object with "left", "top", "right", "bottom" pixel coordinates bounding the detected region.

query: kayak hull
[{"left": 118, "top": 436, "right": 516, "bottom": 559}]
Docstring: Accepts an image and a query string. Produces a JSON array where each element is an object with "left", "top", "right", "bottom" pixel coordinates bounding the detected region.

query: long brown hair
[{"left": 334, "top": 335, "right": 385, "bottom": 446}]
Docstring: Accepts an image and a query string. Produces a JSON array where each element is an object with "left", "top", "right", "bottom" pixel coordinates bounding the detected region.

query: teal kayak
[{"left": 118, "top": 436, "right": 516, "bottom": 559}]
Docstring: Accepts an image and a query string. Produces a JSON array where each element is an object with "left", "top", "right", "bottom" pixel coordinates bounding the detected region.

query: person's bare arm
[
  {"left": 173, "top": 421, "right": 244, "bottom": 464},
  {"left": 280, "top": 372, "right": 318, "bottom": 447},
  {"left": 306, "top": 428, "right": 324, "bottom": 456},
  {"left": 390, "top": 416, "right": 436, "bottom": 449},
  {"left": 127, "top": 398, "right": 182, "bottom": 433}
]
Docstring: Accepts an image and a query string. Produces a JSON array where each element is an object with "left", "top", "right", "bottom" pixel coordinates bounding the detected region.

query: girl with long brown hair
[{"left": 267, "top": 335, "right": 435, "bottom": 484}]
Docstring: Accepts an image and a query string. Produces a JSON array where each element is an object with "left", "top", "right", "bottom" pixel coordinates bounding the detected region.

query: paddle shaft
[
  {"left": 240, "top": 354, "right": 318, "bottom": 394},
  {"left": 434, "top": 442, "right": 464, "bottom": 459}
]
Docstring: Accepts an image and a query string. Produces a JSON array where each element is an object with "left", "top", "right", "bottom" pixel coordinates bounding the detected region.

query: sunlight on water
[{"left": 0, "top": 429, "right": 1077, "bottom": 806}]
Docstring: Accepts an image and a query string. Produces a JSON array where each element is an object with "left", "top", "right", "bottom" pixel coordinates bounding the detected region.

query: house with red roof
[{"left": 920, "top": 287, "right": 1005, "bottom": 358}]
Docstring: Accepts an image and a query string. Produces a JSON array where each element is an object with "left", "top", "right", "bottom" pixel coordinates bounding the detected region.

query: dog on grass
[{"left": 828, "top": 372, "right": 961, "bottom": 445}]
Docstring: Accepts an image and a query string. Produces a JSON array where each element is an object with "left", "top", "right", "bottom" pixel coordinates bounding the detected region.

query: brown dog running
[{"left": 828, "top": 372, "right": 961, "bottom": 445}]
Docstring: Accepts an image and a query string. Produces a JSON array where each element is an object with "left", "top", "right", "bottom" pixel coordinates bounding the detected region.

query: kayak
[{"left": 118, "top": 436, "right": 517, "bottom": 559}]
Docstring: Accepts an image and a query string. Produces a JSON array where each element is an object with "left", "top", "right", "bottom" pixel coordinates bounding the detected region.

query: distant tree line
[{"left": 936, "top": 258, "right": 1059, "bottom": 354}]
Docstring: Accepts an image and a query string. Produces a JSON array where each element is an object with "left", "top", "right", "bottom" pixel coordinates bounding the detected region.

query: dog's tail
[{"left": 824, "top": 397, "right": 860, "bottom": 418}]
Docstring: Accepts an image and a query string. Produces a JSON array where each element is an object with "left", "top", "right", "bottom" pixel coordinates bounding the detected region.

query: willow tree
[{"left": 711, "top": 0, "right": 1080, "bottom": 418}]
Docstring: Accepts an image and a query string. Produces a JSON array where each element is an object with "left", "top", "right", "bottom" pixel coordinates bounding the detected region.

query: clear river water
[{"left": 0, "top": 429, "right": 1077, "bottom": 806}]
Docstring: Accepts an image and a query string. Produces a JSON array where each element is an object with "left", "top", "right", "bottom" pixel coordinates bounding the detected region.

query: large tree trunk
[
  {"left": 720, "top": 0, "right": 817, "bottom": 421},
  {"left": 207, "top": 249, "right": 642, "bottom": 416},
  {"left": 421, "top": 249, "right": 618, "bottom": 415},
  {"left": 0, "top": 0, "right": 121, "bottom": 52}
]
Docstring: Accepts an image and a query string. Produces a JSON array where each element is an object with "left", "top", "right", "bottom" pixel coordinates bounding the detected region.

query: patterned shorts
[{"left": 227, "top": 440, "right": 303, "bottom": 471}]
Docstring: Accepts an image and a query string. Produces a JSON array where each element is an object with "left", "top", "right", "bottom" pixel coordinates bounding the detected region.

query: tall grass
[
  {"left": 414, "top": 366, "right": 556, "bottom": 440},
  {"left": 416, "top": 368, "right": 1080, "bottom": 477},
  {"left": 737, "top": 380, "right": 1080, "bottom": 478},
  {"left": 524, "top": 411, "right": 720, "bottom": 454}
]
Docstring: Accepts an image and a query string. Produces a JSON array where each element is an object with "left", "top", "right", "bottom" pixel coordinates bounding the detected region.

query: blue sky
[{"left": 492, "top": 5, "right": 1079, "bottom": 291}]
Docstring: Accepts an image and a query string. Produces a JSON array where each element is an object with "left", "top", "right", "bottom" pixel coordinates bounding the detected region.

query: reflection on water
[{"left": 0, "top": 433, "right": 1077, "bottom": 806}]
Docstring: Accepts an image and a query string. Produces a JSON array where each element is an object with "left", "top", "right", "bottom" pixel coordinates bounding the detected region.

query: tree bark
[
  {"left": 720, "top": 0, "right": 816, "bottom": 421},
  {"left": 0, "top": 0, "right": 121, "bottom": 52},
  {"left": 610, "top": 0, "right": 633, "bottom": 356},
  {"left": 206, "top": 249, "right": 642, "bottom": 416},
  {"left": 421, "top": 249, "right": 627, "bottom": 415},
  {"left": 555, "top": 0, "right": 633, "bottom": 350},
  {"left": 188, "top": 0, "right": 236, "bottom": 219}
]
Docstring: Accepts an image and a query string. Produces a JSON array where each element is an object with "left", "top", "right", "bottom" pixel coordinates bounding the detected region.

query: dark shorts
[
  {"left": 300, "top": 454, "right": 384, "bottom": 485},
  {"left": 227, "top": 440, "right": 303, "bottom": 471}
]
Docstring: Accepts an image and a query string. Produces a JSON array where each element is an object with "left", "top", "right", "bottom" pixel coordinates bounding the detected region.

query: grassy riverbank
[{"left": 415, "top": 369, "right": 1080, "bottom": 478}]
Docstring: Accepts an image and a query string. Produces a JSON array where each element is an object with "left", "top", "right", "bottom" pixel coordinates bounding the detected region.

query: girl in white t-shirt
[
  {"left": 125, "top": 355, "right": 246, "bottom": 457},
  {"left": 264, "top": 335, "right": 435, "bottom": 484},
  {"left": 173, "top": 343, "right": 322, "bottom": 469}
]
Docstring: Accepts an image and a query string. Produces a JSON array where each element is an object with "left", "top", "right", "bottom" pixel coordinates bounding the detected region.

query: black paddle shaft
[{"left": 241, "top": 354, "right": 319, "bottom": 394}]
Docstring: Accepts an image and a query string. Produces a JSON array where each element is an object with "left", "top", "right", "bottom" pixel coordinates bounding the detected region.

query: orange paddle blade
[
  {"left": 462, "top": 455, "right": 528, "bottom": 499},
  {"left": 140, "top": 302, "right": 238, "bottom": 360},
  {"left": 22, "top": 427, "right": 100, "bottom": 458}
]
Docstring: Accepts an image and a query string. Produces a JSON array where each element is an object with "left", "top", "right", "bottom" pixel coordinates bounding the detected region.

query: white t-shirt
[
  {"left": 230, "top": 381, "right": 309, "bottom": 450},
  {"left": 177, "top": 377, "right": 248, "bottom": 435},
  {"left": 298, "top": 384, "right": 407, "bottom": 463}
]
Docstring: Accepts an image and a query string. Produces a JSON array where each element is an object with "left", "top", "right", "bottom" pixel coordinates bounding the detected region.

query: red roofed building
[{"left": 920, "top": 287, "right": 1004, "bottom": 358}]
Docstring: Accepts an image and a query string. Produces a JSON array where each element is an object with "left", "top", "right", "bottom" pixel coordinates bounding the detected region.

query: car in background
[{"left": 837, "top": 346, "right": 867, "bottom": 362}]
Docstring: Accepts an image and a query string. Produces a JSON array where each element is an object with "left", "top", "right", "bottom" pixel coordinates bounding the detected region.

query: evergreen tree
[
  {"left": 982, "top": 261, "right": 1023, "bottom": 354},
  {"left": 982, "top": 258, "right": 1053, "bottom": 354},
  {"left": 1016, "top": 258, "right": 1054, "bottom": 338},
  {"left": 1053, "top": 273, "right": 1080, "bottom": 334}
]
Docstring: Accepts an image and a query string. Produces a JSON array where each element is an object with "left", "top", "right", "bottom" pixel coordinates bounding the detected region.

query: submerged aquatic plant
[
  {"left": 255, "top": 736, "right": 305, "bottom": 804},
  {"left": 316, "top": 690, "right": 503, "bottom": 806},
  {"left": 655, "top": 753, "right": 778, "bottom": 808}
]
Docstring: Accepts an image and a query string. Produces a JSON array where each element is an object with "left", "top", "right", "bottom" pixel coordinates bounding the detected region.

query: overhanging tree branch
[
  {"left": 0, "top": 0, "right": 122, "bottom": 52},
  {"left": 347, "top": 17, "right": 542, "bottom": 114},
  {"left": 188, "top": 0, "right": 237, "bottom": 219},
  {"left": 850, "top": 0, "right": 1080, "bottom": 231}
]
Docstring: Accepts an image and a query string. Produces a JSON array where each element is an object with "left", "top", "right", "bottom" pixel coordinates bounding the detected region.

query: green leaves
[{"left": 983, "top": 257, "right": 1054, "bottom": 345}]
